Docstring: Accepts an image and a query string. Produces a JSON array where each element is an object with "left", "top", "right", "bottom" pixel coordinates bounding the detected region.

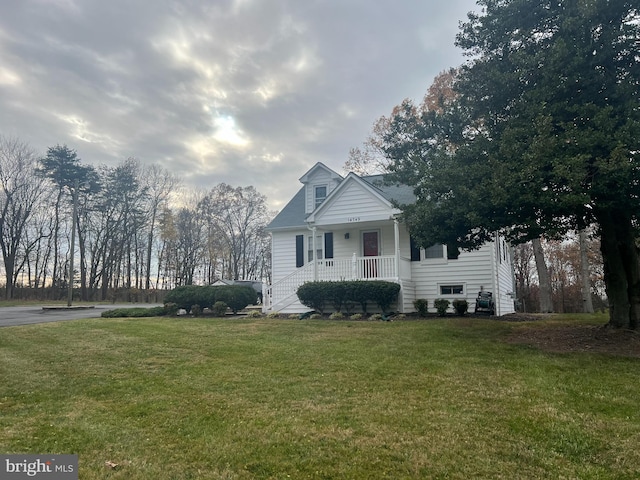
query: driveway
[{"left": 0, "top": 304, "right": 162, "bottom": 327}]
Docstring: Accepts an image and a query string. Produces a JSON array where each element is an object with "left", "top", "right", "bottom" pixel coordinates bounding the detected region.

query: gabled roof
[
  {"left": 298, "top": 162, "right": 343, "bottom": 183},
  {"left": 266, "top": 168, "right": 415, "bottom": 231},
  {"left": 305, "top": 172, "right": 399, "bottom": 223}
]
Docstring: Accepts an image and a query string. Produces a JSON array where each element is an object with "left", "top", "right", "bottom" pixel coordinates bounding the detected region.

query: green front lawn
[{"left": 0, "top": 315, "right": 638, "bottom": 479}]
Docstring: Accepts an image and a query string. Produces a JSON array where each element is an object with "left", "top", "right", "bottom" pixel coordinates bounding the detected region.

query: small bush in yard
[
  {"left": 246, "top": 310, "right": 262, "bottom": 318},
  {"left": 452, "top": 299, "right": 468, "bottom": 316},
  {"left": 191, "top": 304, "right": 202, "bottom": 316},
  {"left": 164, "top": 302, "right": 179, "bottom": 316},
  {"left": 212, "top": 301, "right": 228, "bottom": 317},
  {"left": 329, "top": 312, "right": 344, "bottom": 320},
  {"left": 266, "top": 312, "right": 280, "bottom": 319},
  {"left": 369, "top": 313, "right": 383, "bottom": 321},
  {"left": 434, "top": 299, "right": 450, "bottom": 317},
  {"left": 350, "top": 313, "right": 364, "bottom": 321},
  {"left": 413, "top": 299, "right": 429, "bottom": 317}
]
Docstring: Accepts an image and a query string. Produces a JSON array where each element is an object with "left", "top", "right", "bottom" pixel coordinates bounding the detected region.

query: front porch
[{"left": 263, "top": 253, "right": 412, "bottom": 313}]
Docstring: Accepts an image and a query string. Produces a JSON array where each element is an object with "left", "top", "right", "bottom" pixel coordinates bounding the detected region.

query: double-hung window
[{"left": 314, "top": 185, "right": 327, "bottom": 208}]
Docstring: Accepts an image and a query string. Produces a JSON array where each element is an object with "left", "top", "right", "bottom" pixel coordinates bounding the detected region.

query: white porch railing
[{"left": 264, "top": 254, "right": 400, "bottom": 312}]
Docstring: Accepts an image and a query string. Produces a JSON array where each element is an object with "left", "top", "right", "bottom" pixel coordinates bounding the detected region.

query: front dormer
[{"left": 299, "top": 162, "right": 343, "bottom": 214}]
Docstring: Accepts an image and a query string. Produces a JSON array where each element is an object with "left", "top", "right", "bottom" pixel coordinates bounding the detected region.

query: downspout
[
  {"left": 393, "top": 218, "right": 400, "bottom": 281},
  {"left": 393, "top": 217, "right": 403, "bottom": 312},
  {"left": 493, "top": 232, "right": 501, "bottom": 316}
]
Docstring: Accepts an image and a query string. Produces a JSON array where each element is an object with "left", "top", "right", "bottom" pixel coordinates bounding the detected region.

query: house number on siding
[{"left": 347, "top": 217, "right": 360, "bottom": 222}]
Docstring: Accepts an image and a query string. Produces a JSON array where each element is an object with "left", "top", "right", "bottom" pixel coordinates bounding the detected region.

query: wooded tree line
[
  {"left": 0, "top": 138, "right": 272, "bottom": 301},
  {"left": 513, "top": 234, "right": 605, "bottom": 314}
]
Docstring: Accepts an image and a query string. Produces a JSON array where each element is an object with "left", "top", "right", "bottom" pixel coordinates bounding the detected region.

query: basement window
[{"left": 440, "top": 285, "right": 464, "bottom": 295}]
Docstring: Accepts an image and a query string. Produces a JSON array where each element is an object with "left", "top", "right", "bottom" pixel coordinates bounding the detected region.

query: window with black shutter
[
  {"left": 410, "top": 236, "right": 421, "bottom": 261},
  {"left": 324, "top": 232, "right": 333, "bottom": 259},
  {"left": 295, "top": 235, "right": 304, "bottom": 267}
]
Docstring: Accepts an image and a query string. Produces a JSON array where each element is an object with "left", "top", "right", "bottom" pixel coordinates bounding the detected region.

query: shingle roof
[
  {"left": 266, "top": 174, "right": 415, "bottom": 231},
  {"left": 361, "top": 175, "right": 416, "bottom": 206},
  {"left": 267, "top": 186, "right": 308, "bottom": 230}
]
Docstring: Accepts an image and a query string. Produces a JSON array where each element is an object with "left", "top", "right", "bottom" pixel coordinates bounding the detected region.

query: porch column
[
  {"left": 312, "top": 227, "right": 318, "bottom": 281},
  {"left": 351, "top": 253, "right": 357, "bottom": 280},
  {"left": 394, "top": 218, "right": 400, "bottom": 280}
]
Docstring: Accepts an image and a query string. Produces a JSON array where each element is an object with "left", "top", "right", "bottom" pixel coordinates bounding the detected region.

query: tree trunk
[
  {"left": 598, "top": 210, "right": 640, "bottom": 329},
  {"left": 579, "top": 229, "right": 594, "bottom": 313},
  {"left": 77, "top": 215, "right": 89, "bottom": 302},
  {"left": 532, "top": 238, "right": 553, "bottom": 313}
]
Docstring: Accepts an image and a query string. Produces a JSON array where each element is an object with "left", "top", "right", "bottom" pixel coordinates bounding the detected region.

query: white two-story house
[{"left": 264, "top": 162, "right": 515, "bottom": 315}]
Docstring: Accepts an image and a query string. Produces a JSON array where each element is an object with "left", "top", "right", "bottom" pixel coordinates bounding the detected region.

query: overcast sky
[{"left": 0, "top": 0, "right": 478, "bottom": 210}]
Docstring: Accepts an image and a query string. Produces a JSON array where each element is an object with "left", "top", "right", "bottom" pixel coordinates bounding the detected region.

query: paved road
[{"left": 0, "top": 304, "right": 162, "bottom": 327}]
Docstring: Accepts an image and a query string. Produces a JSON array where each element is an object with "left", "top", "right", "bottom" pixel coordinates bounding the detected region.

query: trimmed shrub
[
  {"left": 165, "top": 285, "right": 255, "bottom": 314},
  {"left": 329, "top": 312, "right": 344, "bottom": 320},
  {"left": 297, "top": 280, "right": 400, "bottom": 314},
  {"left": 369, "top": 313, "right": 383, "bottom": 321},
  {"left": 434, "top": 298, "right": 450, "bottom": 317},
  {"left": 215, "top": 285, "right": 256, "bottom": 314},
  {"left": 164, "top": 302, "right": 179, "bottom": 316},
  {"left": 212, "top": 301, "right": 228, "bottom": 317},
  {"left": 348, "top": 281, "right": 371, "bottom": 313},
  {"left": 165, "top": 285, "right": 215, "bottom": 311},
  {"left": 101, "top": 306, "right": 167, "bottom": 318},
  {"left": 350, "top": 313, "right": 364, "bottom": 321},
  {"left": 296, "top": 282, "right": 328, "bottom": 313},
  {"left": 309, "top": 313, "right": 322, "bottom": 319},
  {"left": 246, "top": 310, "right": 262, "bottom": 318},
  {"left": 413, "top": 299, "right": 429, "bottom": 317},
  {"left": 370, "top": 281, "right": 401, "bottom": 313},
  {"left": 266, "top": 312, "right": 280, "bottom": 319},
  {"left": 453, "top": 299, "right": 469, "bottom": 316}
]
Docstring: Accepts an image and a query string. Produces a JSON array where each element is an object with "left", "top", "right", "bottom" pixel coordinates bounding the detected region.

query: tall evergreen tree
[{"left": 384, "top": 0, "right": 640, "bottom": 328}]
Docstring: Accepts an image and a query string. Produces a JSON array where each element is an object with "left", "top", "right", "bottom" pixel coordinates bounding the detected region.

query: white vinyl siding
[
  {"left": 312, "top": 179, "right": 394, "bottom": 226},
  {"left": 270, "top": 230, "right": 308, "bottom": 283},
  {"left": 410, "top": 243, "right": 496, "bottom": 308}
]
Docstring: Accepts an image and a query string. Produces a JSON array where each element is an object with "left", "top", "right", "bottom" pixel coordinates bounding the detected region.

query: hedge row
[
  {"left": 164, "top": 285, "right": 258, "bottom": 314},
  {"left": 101, "top": 306, "right": 167, "bottom": 318},
  {"left": 296, "top": 280, "right": 400, "bottom": 314}
]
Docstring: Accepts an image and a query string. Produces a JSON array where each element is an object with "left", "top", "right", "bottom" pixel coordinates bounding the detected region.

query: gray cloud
[{"left": 0, "top": 0, "right": 478, "bottom": 210}]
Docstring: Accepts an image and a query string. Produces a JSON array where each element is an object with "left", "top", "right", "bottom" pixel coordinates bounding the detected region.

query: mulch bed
[{"left": 503, "top": 314, "right": 640, "bottom": 357}]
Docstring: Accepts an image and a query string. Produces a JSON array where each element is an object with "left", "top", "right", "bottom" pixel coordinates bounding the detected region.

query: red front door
[
  {"left": 363, "top": 231, "right": 379, "bottom": 277},
  {"left": 363, "top": 232, "right": 379, "bottom": 256}
]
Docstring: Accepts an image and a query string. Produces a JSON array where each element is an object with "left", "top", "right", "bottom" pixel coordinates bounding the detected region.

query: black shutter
[
  {"left": 324, "top": 232, "right": 333, "bottom": 259},
  {"left": 295, "top": 235, "right": 304, "bottom": 267},
  {"left": 410, "top": 236, "right": 421, "bottom": 262},
  {"left": 447, "top": 244, "right": 460, "bottom": 260}
]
